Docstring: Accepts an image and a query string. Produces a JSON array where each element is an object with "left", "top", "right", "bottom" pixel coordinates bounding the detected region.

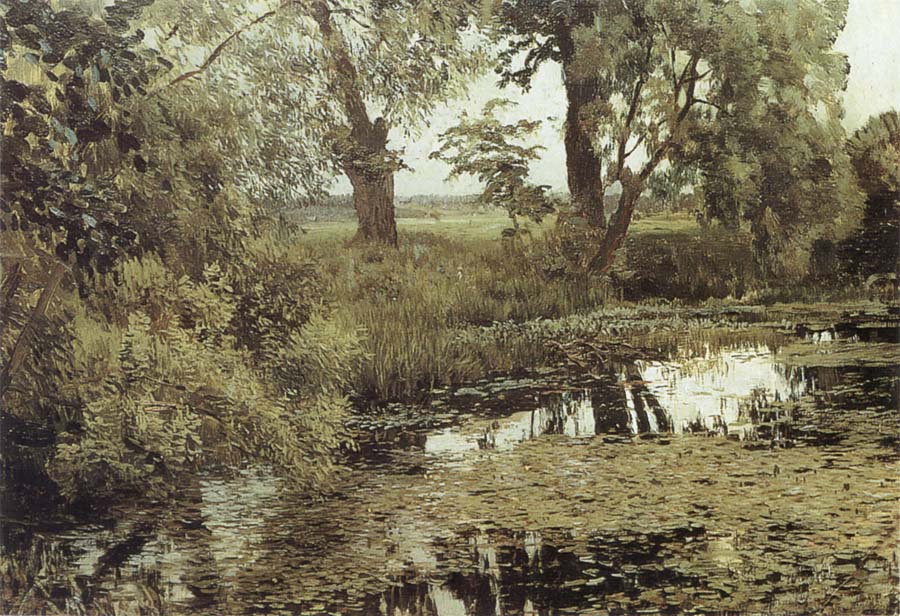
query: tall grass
[
  {"left": 298, "top": 214, "right": 868, "bottom": 403},
  {"left": 303, "top": 221, "right": 752, "bottom": 402},
  {"left": 307, "top": 231, "right": 611, "bottom": 399}
]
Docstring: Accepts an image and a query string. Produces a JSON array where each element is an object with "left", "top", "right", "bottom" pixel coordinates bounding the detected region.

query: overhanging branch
[
  {"left": 639, "top": 54, "right": 701, "bottom": 181},
  {"left": 158, "top": 6, "right": 284, "bottom": 92},
  {"left": 615, "top": 36, "right": 654, "bottom": 179},
  {"left": 154, "top": 0, "right": 370, "bottom": 95}
]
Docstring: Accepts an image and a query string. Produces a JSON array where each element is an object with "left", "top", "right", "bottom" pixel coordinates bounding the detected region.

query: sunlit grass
[
  {"left": 298, "top": 210, "right": 702, "bottom": 242},
  {"left": 299, "top": 211, "right": 529, "bottom": 241}
]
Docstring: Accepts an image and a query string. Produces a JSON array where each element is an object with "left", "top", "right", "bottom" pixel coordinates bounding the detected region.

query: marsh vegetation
[{"left": 1, "top": 0, "right": 898, "bottom": 614}]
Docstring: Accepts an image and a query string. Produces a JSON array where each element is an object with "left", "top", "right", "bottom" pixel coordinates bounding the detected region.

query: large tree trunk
[
  {"left": 558, "top": 27, "right": 606, "bottom": 229},
  {"left": 563, "top": 79, "right": 606, "bottom": 229},
  {"left": 340, "top": 116, "right": 398, "bottom": 247},
  {"left": 312, "top": 3, "right": 398, "bottom": 247},
  {"left": 346, "top": 167, "right": 397, "bottom": 245}
]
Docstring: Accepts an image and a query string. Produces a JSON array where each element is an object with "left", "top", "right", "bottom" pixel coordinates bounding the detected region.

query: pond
[{"left": 2, "top": 321, "right": 898, "bottom": 615}]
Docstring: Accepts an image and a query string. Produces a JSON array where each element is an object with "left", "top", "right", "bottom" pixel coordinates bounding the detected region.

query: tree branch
[
  {"left": 676, "top": 53, "right": 698, "bottom": 90},
  {"left": 639, "top": 54, "right": 700, "bottom": 181},
  {"left": 624, "top": 132, "right": 645, "bottom": 158},
  {"left": 659, "top": 22, "right": 678, "bottom": 92},
  {"left": 692, "top": 97, "right": 726, "bottom": 114},
  {"left": 154, "top": 3, "right": 289, "bottom": 94},
  {"left": 615, "top": 36, "right": 654, "bottom": 179},
  {"left": 0, "top": 261, "right": 67, "bottom": 400},
  {"left": 683, "top": 67, "right": 713, "bottom": 84},
  {"left": 677, "top": 55, "right": 701, "bottom": 122},
  {"left": 310, "top": 1, "right": 384, "bottom": 155}
]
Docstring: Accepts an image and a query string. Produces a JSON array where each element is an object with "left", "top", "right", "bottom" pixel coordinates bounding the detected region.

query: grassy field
[{"left": 298, "top": 210, "right": 703, "bottom": 242}]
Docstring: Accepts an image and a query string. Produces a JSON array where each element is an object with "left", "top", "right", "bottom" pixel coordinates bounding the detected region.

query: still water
[{"left": 2, "top": 326, "right": 898, "bottom": 615}]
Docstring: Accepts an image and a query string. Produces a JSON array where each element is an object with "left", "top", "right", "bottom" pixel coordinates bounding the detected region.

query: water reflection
[
  {"left": 419, "top": 344, "right": 811, "bottom": 462},
  {"left": 424, "top": 392, "right": 597, "bottom": 460},
  {"left": 805, "top": 323, "right": 900, "bottom": 344},
  {"left": 375, "top": 525, "right": 710, "bottom": 616},
  {"left": 636, "top": 346, "right": 807, "bottom": 437},
  {"left": 3, "top": 334, "right": 898, "bottom": 616}
]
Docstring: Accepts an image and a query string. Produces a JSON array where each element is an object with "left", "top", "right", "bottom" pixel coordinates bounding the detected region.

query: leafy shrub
[
  {"left": 229, "top": 238, "right": 326, "bottom": 354},
  {"left": 270, "top": 314, "right": 367, "bottom": 394},
  {"left": 619, "top": 228, "right": 755, "bottom": 301},
  {"left": 0, "top": 0, "right": 359, "bottom": 508},
  {"left": 2, "top": 242, "right": 361, "bottom": 505}
]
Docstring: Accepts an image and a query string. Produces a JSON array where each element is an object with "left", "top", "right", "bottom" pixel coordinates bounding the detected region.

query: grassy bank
[
  {"left": 305, "top": 226, "right": 610, "bottom": 400},
  {"left": 296, "top": 212, "right": 875, "bottom": 402},
  {"left": 5, "top": 206, "right": 875, "bottom": 508}
]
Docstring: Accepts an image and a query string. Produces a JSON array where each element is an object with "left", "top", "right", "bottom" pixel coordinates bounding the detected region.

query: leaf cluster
[
  {"left": 431, "top": 98, "right": 554, "bottom": 228},
  {"left": 1, "top": 0, "right": 163, "bottom": 273}
]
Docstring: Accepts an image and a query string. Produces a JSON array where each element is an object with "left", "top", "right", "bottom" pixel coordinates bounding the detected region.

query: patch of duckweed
[{"left": 778, "top": 340, "right": 900, "bottom": 367}]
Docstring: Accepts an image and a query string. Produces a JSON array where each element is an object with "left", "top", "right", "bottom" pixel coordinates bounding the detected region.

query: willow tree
[
  {"left": 143, "top": 0, "right": 485, "bottom": 246},
  {"left": 490, "top": 0, "right": 862, "bottom": 274}
]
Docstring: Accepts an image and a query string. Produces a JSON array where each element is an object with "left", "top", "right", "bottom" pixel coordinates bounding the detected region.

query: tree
[
  {"left": 489, "top": 0, "right": 862, "bottom": 274},
  {"left": 431, "top": 98, "right": 554, "bottom": 235},
  {"left": 493, "top": 1, "right": 606, "bottom": 229},
  {"left": 142, "top": 0, "right": 486, "bottom": 246},
  {"left": 1, "top": 0, "right": 364, "bottom": 504},
  {"left": 841, "top": 110, "right": 900, "bottom": 277}
]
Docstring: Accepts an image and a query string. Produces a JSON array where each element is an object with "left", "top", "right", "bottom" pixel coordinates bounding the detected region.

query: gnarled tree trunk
[
  {"left": 346, "top": 167, "right": 397, "bottom": 245},
  {"left": 313, "top": 3, "right": 398, "bottom": 247},
  {"left": 587, "top": 175, "right": 642, "bottom": 273}
]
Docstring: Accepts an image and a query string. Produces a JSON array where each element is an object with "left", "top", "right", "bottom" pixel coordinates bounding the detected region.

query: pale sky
[{"left": 335, "top": 0, "right": 900, "bottom": 197}]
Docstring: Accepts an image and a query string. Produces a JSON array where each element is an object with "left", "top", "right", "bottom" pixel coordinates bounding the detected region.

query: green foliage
[
  {"left": 228, "top": 238, "right": 326, "bottom": 354},
  {"left": 431, "top": 99, "right": 555, "bottom": 233},
  {"left": 1, "top": 0, "right": 160, "bottom": 272},
  {"left": 490, "top": 0, "right": 597, "bottom": 88},
  {"left": 24, "top": 252, "right": 361, "bottom": 503},
  {"left": 318, "top": 231, "right": 611, "bottom": 399},
  {"left": 1, "top": 1, "right": 364, "bottom": 506},
  {"left": 686, "top": 0, "right": 865, "bottom": 275},
  {"left": 270, "top": 314, "right": 366, "bottom": 395},
  {"left": 848, "top": 110, "right": 900, "bottom": 197},
  {"left": 838, "top": 111, "right": 900, "bottom": 278},
  {"left": 135, "top": 0, "right": 488, "bottom": 204},
  {"left": 618, "top": 226, "right": 757, "bottom": 301},
  {"left": 23, "top": 251, "right": 360, "bottom": 506},
  {"left": 486, "top": 0, "right": 863, "bottom": 277}
]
